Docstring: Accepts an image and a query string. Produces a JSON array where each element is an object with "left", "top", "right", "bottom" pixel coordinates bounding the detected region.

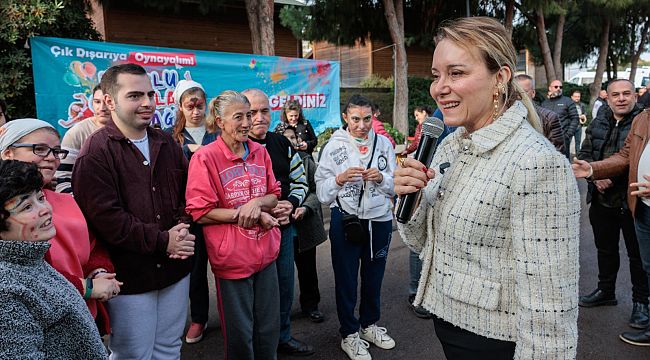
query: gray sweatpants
[
  {"left": 216, "top": 261, "right": 280, "bottom": 360},
  {"left": 106, "top": 275, "right": 190, "bottom": 360}
]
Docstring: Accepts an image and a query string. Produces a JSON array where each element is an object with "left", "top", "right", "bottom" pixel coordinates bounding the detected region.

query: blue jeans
[
  {"left": 635, "top": 201, "right": 650, "bottom": 293},
  {"left": 409, "top": 250, "right": 422, "bottom": 296},
  {"left": 277, "top": 225, "right": 296, "bottom": 343},
  {"left": 329, "top": 207, "right": 392, "bottom": 337}
]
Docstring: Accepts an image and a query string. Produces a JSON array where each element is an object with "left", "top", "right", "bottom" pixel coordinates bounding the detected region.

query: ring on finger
[{"left": 398, "top": 157, "right": 406, "bottom": 168}]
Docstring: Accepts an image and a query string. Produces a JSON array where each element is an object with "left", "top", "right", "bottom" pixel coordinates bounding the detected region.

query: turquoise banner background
[{"left": 31, "top": 36, "right": 341, "bottom": 135}]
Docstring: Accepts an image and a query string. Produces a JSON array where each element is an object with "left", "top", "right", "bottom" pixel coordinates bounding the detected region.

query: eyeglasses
[
  {"left": 10, "top": 143, "right": 69, "bottom": 159},
  {"left": 553, "top": 85, "right": 563, "bottom": 89}
]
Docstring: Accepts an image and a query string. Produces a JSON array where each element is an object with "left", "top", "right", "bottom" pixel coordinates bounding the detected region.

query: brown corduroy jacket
[{"left": 591, "top": 109, "right": 650, "bottom": 216}]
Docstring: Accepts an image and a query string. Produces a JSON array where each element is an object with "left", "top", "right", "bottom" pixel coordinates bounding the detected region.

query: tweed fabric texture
[
  {"left": 0, "top": 240, "right": 107, "bottom": 359},
  {"left": 398, "top": 101, "right": 581, "bottom": 359}
]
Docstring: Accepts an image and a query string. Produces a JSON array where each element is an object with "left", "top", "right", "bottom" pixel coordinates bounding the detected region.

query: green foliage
[
  {"left": 279, "top": 1, "right": 471, "bottom": 48},
  {"left": 359, "top": 75, "right": 394, "bottom": 89},
  {"left": 383, "top": 121, "right": 404, "bottom": 144},
  {"left": 0, "top": 0, "right": 100, "bottom": 119},
  {"left": 316, "top": 127, "right": 337, "bottom": 150},
  {"left": 407, "top": 76, "right": 436, "bottom": 135}
]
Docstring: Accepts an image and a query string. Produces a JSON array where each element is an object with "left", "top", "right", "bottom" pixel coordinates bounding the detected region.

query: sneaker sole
[
  {"left": 619, "top": 334, "right": 650, "bottom": 346},
  {"left": 578, "top": 299, "right": 617, "bottom": 307},
  {"left": 185, "top": 334, "right": 204, "bottom": 344}
]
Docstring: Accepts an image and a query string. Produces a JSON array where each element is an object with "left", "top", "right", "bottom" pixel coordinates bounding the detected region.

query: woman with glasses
[{"left": 0, "top": 118, "right": 122, "bottom": 335}]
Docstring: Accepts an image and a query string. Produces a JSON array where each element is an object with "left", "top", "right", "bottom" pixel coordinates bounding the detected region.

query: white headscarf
[
  {"left": 0, "top": 119, "right": 55, "bottom": 152},
  {"left": 173, "top": 80, "right": 205, "bottom": 105}
]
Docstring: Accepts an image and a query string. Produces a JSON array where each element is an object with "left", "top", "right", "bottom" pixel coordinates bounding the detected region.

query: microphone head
[{"left": 421, "top": 116, "right": 445, "bottom": 138}]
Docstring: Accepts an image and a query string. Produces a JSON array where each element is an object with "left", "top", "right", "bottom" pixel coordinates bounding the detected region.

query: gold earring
[{"left": 492, "top": 88, "right": 500, "bottom": 121}]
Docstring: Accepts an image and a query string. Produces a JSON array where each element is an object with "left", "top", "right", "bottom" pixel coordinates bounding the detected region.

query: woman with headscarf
[
  {"left": 168, "top": 79, "right": 218, "bottom": 344},
  {"left": 0, "top": 118, "right": 122, "bottom": 335}
]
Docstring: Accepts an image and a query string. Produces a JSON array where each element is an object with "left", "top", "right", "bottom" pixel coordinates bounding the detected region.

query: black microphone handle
[{"left": 396, "top": 134, "right": 439, "bottom": 224}]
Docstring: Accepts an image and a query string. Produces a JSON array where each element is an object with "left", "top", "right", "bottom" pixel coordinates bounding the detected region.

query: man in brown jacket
[
  {"left": 573, "top": 109, "right": 650, "bottom": 346},
  {"left": 516, "top": 74, "right": 565, "bottom": 153},
  {"left": 73, "top": 64, "right": 195, "bottom": 358}
]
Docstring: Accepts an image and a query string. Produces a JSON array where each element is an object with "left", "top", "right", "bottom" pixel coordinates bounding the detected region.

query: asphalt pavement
[{"left": 179, "top": 179, "right": 649, "bottom": 359}]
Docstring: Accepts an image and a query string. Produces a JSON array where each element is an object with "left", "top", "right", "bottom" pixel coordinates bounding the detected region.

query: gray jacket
[{"left": 0, "top": 240, "right": 107, "bottom": 359}]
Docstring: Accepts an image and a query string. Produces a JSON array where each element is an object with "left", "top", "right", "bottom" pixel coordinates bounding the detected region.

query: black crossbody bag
[{"left": 336, "top": 134, "right": 378, "bottom": 244}]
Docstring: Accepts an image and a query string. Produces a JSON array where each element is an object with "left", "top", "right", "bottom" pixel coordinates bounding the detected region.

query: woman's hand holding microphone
[{"left": 394, "top": 158, "right": 436, "bottom": 196}]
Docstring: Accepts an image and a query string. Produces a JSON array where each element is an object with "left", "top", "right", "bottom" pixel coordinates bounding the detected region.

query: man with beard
[
  {"left": 72, "top": 64, "right": 195, "bottom": 359},
  {"left": 55, "top": 84, "right": 111, "bottom": 193},
  {"left": 577, "top": 79, "right": 648, "bottom": 332},
  {"left": 542, "top": 79, "right": 580, "bottom": 158},
  {"left": 242, "top": 89, "right": 314, "bottom": 357}
]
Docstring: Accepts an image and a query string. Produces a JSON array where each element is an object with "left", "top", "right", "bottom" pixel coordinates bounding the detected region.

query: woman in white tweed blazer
[{"left": 395, "top": 17, "right": 580, "bottom": 360}]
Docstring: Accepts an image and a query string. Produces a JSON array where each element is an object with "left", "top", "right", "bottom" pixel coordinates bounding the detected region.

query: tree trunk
[
  {"left": 629, "top": 19, "right": 649, "bottom": 82},
  {"left": 244, "top": 0, "right": 262, "bottom": 54},
  {"left": 259, "top": 0, "right": 275, "bottom": 56},
  {"left": 383, "top": 0, "right": 409, "bottom": 137},
  {"left": 244, "top": 0, "right": 275, "bottom": 56},
  {"left": 552, "top": 12, "right": 566, "bottom": 81},
  {"left": 535, "top": 7, "right": 556, "bottom": 84},
  {"left": 590, "top": 18, "right": 610, "bottom": 109},
  {"left": 504, "top": 0, "right": 515, "bottom": 40}
]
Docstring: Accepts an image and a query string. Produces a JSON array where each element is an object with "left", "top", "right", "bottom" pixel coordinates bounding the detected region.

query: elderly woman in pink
[
  {"left": 0, "top": 118, "right": 122, "bottom": 334},
  {"left": 186, "top": 90, "right": 282, "bottom": 360}
]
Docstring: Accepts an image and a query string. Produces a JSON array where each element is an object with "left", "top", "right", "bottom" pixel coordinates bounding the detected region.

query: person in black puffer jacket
[
  {"left": 577, "top": 79, "right": 649, "bottom": 330},
  {"left": 541, "top": 79, "right": 580, "bottom": 158}
]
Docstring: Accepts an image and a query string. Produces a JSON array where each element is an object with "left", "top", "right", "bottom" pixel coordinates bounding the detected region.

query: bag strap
[{"left": 336, "top": 134, "right": 379, "bottom": 212}]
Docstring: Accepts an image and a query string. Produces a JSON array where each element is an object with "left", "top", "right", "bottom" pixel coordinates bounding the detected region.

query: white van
[{"left": 568, "top": 67, "right": 650, "bottom": 88}]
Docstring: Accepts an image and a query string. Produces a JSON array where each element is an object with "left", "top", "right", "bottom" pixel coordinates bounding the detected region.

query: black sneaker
[
  {"left": 579, "top": 289, "right": 617, "bottom": 307},
  {"left": 408, "top": 295, "right": 433, "bottom": 319},
  {"left": 620, "top": 328, "right": 650, "bottom": 346},
  {"left": 629, "top": 302, "right": 650, "bottom": 329}
]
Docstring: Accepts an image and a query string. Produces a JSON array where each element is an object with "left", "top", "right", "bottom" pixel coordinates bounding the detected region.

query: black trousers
[
  {"left": 589, "top": 201, "right": 649, "bottom": 303},
  {"left": 294, "top": 244, "right": 321, "bottom": 312},
  {"left": 189, "top": 224, "right": 210, "bottom": 324},
  {"left": 433, "top": 316, "right": 515, "bottom": 360}
]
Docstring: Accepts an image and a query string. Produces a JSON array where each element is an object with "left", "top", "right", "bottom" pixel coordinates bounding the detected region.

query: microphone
[{"left": 396, "top": 116, "right": 445, "bottom": 224}]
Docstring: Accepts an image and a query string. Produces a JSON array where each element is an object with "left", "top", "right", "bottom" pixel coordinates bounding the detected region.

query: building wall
[
  {"left": 312, "top": 39, "right": 434, "bottom": 86},
  {"left": 92, "top": 2, "right": 300, "bottom": 57},
  {"left": 371, "top": 40, "right": 434, "bottom": 79},
  {"left": 312, "top": 41, "right": 371, "bottom": 87}
]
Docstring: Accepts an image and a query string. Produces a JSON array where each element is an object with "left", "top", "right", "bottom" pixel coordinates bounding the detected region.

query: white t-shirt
[
  {"left": 186, "top": 126, "right": 206, "bottom": 145},
  {"left": 131, "top": 134, "right": 150, "bottom": 163},
  {"left": 637, "top": 141, "right": 650, "bottom": 206}
]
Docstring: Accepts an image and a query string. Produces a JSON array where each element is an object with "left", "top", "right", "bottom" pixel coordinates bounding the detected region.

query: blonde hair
[
  {"left": 208, "top": 90, "right": 250, "bottom": 129},
  {"left": 435, "top": 17, "right": 542, "bottom": 133}
]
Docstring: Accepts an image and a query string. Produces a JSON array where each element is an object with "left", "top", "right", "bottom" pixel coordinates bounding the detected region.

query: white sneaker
[
  {"left": 359, "top": 324, "right": 396, "bottom": 350},
  {"left": 341, "top": 332, "right": 372, "bottom": 360}
]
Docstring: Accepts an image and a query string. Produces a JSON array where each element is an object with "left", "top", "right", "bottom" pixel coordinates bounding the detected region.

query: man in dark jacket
[
  {"left": 515, "top": 74, "right": 565, "bottom": 153},
  {"left": 542, "top": 79, "right": 581, "bottom": 158},
  {"left": 73, "top": 64, "right": 195, "bottom": 358},
  {"left": 577, "top": 79, "right": 649, "bottom": 330}
]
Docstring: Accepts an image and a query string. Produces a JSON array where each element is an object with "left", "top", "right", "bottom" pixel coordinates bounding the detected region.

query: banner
[{"left": 30, "top": 36, "right": 341, "bottom": 135}]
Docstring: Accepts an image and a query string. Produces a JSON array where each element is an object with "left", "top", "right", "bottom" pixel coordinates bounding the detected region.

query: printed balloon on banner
[{"left": 30, "top": 36, "right": 341, "bottom": 136}]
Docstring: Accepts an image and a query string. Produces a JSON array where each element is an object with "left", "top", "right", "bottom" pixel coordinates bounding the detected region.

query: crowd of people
[{"left": 2, "top": 15, "right": 650, "bottom": 360}]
